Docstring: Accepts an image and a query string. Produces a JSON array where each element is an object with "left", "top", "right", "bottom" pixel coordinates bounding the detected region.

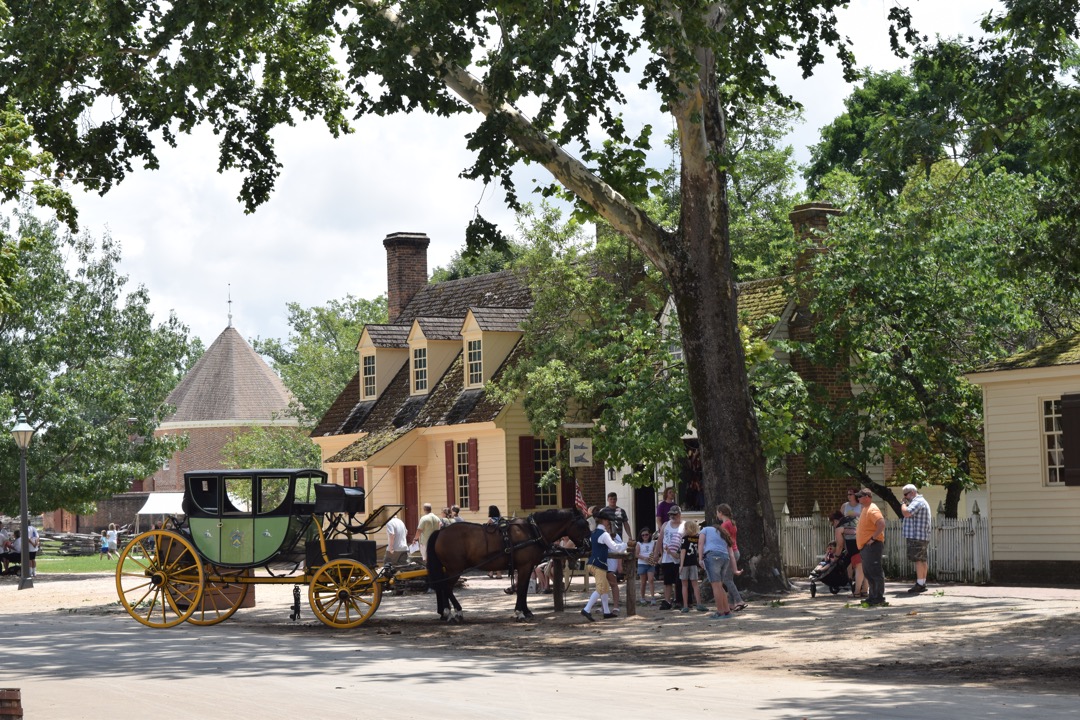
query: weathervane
[{"left": 228, "top": 284, "right": 233, "bottom": 328}]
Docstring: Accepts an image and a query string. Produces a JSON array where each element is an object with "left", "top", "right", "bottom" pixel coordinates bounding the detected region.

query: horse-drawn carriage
[
  {"left": 117, "top": 467, "right": 595, "bottom": 629},
  {"left": 115, "top": 468, "right": 426, "bottom": 629}
]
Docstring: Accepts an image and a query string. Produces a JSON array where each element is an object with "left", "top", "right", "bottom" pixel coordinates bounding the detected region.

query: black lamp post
[{"left": 11, "top": 413, "right": 35, "bottom": 591}]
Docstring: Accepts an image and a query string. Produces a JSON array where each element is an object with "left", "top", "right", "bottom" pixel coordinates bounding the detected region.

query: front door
[{"left": 403, "top": 466, "right": 419, "bottom": 537}]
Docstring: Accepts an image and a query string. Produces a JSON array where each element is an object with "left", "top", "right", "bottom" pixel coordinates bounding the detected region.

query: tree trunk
[
  {"left": 665, "top": 27, "right": 785, "bottom": 594},
  {"left": 944, "top": 480, "right": 962, "bottom": 519}
]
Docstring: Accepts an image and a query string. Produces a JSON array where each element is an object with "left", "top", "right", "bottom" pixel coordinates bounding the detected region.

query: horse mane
[{"left": 528, "top": 508, "right": 579, "bottom": 523}]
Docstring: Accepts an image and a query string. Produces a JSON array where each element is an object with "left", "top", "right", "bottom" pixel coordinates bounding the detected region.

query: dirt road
[{"left": 2, "top": 572, "right": 1080, "bottom": 718}]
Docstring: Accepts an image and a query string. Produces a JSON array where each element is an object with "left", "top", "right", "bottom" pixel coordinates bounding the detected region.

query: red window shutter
[
  {"left": 343, "top": 468, "right": 352, "bottom": 488},
  {"left": 468, "top": 438, "right": 479, "bottom": 511},
  {"left": 445, "top": 440, "right": 456, "bottom": 507},
  {"left": 560, "top": 470, "right": 574, "bottom": 509},
  {"left": 519, "top": 435, "right": 536, "bottom": 509},
  {"left": 1062, "top": 393, "right": 1080, "bottom": 486}
]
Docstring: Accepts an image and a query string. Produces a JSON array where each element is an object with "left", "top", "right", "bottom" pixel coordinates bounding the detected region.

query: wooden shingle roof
[
  {"left": 414, "top": 317, "right": 465, "bottom": 340},
  {"left": 365, "top": 325, "right": 410, "bottom": 348},
  {"left": 470, "top": 307, "right": 530, "bottom": 332},
  {"left": 163, "top": 326, "right": 296, "bottom": 425},
  {"left": 974, "top": 332, "right": 1080, "bottom": 373},
  {"left": 314, "top": 269, "right": 531, "bottom": 442},
  {"left": 396, "top": 270, "right": 531, "bottom": 323},
  {"left": 737, "top": 276, "right": 793, "bottom": 337}
]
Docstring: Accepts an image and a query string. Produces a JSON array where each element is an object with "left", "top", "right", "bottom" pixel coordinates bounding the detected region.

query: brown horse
[{"left": 425, "top": 508, "right": 590, "bottom": 622}]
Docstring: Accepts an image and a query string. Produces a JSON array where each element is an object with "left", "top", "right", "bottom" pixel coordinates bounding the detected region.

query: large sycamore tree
[{"left": 5, "top": 0, "right": 1055, "bottom": 588}]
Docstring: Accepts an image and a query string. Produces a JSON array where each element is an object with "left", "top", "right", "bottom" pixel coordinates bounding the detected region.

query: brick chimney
[
  {"left": 784, "top": 202, "right": 854, "bottom": 517},
  {"left": 384, "top": 232, "right": 430, "bottom": 323},
  {"left": 790, "top": 202, "right": 842, "bottom": 275}
]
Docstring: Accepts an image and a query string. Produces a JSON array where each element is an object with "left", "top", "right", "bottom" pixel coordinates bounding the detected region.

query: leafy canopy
[
  {"left": 253, "top": 295, "right": 388, "bottom": 428},
  {"left": 0, "top": 211, "right": 200, "bottom": 514},
  {"left": 494, "top": 202, "right": 805, "bottom": 485},
  {"left": 799, "top": 162, "right": 1063, "bottom": 515},
  {"left": 221, "top": 425, "right": 322, "bottom": 471}
]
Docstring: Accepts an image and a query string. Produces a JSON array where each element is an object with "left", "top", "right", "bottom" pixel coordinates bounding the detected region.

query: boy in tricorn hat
[{"left": 581, "top": 508, "right": 627, "bottom": 621}]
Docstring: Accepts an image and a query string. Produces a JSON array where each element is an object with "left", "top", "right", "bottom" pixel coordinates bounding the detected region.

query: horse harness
[{"left": 480, "top": 516, "right": 549, "bottom": 585}]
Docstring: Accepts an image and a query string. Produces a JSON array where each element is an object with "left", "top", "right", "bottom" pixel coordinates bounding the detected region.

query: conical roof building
[{"left": 147, "top": 325, "right": 298, "bottom": 491}]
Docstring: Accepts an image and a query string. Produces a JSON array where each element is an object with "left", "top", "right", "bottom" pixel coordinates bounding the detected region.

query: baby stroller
[{"left": 809, "top": 550, "right": 854, "bottom": 597}]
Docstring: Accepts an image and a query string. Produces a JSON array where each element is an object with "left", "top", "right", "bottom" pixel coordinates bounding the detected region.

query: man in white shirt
[{"left": 385, "top": 514, "right": 409, "bottom": 566}]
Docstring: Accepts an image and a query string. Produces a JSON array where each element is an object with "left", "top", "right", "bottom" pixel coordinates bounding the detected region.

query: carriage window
[
  {"left": 295, "top": 475, "right": 319, "bottom": 504},
  {"left": 189, "top": 477, "right": 219, "bottom": 513},
  {"left": 224, "top": 476, "right": 252, "bottom": 513},
  {"left": 259, "top": 476, "right": 289, "bottom": 514}
]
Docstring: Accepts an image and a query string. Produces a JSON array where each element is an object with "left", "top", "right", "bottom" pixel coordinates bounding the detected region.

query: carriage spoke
[
  {"left": 186, "top": 570, "right": 249, "bottom": 626},
  {"left": 308, "top": 559, "right": 380, "bottom": 629},
  {"left": 116, "top": 529, "right": 203, "bottom": 628}
]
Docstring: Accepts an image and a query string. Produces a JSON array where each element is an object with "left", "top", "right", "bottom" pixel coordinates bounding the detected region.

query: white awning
[{"left": 137, "top": 492, "right": 184, "bottom": 515}]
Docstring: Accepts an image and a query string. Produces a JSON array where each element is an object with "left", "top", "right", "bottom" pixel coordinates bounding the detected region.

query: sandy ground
[{"left": 3, "top": 569, "right": 1080, "bottom": 693}]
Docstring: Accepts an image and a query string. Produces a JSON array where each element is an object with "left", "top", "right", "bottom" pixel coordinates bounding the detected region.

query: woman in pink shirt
[{"left": 716, "top": 504, "right": 746, "bottom": 611}]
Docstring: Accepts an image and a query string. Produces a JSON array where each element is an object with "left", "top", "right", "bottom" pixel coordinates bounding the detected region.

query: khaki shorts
[
  {"left": 589, "top": 565, "right": 611, "bottom": 594},
  {"left": 906, "top": 538, "right": 929, "bottom": 563}
]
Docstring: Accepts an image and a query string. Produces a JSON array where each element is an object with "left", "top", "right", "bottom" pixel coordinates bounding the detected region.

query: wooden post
[{"left": 624, "top": 540, "right": 638, "bottom": 616}]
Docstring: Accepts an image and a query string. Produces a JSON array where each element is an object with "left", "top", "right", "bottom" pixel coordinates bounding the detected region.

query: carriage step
[{"left": 289, "top": 584, "right": 302, "bottom": 621}]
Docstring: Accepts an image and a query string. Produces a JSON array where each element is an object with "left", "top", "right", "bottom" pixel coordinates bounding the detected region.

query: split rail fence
[{"left": 778, "top": 514, "right": 991, "bottom": 584}]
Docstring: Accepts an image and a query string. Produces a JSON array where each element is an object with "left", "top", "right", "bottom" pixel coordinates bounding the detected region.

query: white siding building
[{"left": 968, "top": 332, "right": 1080, "bottom": 584}]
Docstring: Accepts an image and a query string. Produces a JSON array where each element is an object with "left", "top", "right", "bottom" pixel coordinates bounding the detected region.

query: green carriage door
[
  {"left": 254, "top": 475, "right": 291, "bottom": 563},
  {"left": 215, "top": 475, "right": 258, "bottom": 566}
]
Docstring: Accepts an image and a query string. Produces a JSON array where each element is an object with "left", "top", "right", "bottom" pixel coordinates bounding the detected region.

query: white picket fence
[{"left": 778, "top": 514, "right": 991, "bottom": 584}]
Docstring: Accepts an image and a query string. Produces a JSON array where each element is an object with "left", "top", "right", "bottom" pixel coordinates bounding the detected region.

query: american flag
[{"left": 574, "top": 481, "right": 588, "bottom": 516}]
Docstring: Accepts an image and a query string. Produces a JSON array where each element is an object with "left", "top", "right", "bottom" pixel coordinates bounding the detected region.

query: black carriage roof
[{"left": 183, "top": 468, "right": 326, "bottom": 477}]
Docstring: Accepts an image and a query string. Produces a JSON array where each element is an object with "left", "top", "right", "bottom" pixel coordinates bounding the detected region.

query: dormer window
[
  {"left": 467, "top": 339, "right": 483, "bottom": 387},
  {"left": 413, "top": 347, "right": 428, "bottom": 392},
  {"left": 362, "top": 354, "right": 376, "bottom": 398}
]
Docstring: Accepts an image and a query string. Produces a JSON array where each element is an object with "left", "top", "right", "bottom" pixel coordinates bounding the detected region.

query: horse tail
[{"left": 426, "top": 529, "right": 445, "bottom": 589}]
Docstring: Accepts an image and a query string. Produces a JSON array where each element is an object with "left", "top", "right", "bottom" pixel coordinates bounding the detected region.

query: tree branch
[{"left": 356, "top": 0, "right": 672, "bottom": 273}]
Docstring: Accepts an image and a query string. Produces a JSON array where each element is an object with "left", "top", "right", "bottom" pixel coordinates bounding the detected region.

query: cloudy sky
[{"left": 69, "top": 0, "right": 999, "bottom": 349}]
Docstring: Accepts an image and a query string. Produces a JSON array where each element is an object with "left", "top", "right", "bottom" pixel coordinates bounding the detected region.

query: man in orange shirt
[{"left": 855, "top": 489, "right": 887, "bottom": 607}]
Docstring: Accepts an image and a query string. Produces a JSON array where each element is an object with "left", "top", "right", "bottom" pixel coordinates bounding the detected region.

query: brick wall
[
  {"left": 384, "top": 232, "right": 430, "bottom": 323},
  {"left": 148, "top": 425, "right": 239, "bottom": 492},
  {"left": 75, "top": 493, "right": 148, "bottom": 534},
  {"left": 785, "top": 203, "right": 858, "bottom": 516},
  {"left": 576, "top": 464, "right": 606, "bottom": 509}
]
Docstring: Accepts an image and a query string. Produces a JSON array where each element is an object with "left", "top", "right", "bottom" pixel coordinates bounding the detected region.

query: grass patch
[{"left": 34, "top": 554, "right": 118, "bottom": 575}]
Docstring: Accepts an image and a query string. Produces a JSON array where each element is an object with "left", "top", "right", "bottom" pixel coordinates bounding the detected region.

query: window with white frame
[
  {"left": 362, "top": 354, "right": 376, "bottom": 398},
  {"left": 467, "top": 339, "right": 483, "bottom": 386},
  {"left": 456, "top": 441, "right": 470, "bottom": 507},
  {"left": 533, "top": 439, "right": 558, "bottom": 506},
  {"left": 413, "top": 347, "right": 428, "bottom": 392},
  {"left": 1044, "top": 398, "right": 1064, "bottom": 485}
]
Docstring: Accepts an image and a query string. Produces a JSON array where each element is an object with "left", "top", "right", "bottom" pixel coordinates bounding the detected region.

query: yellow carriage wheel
[
  {"left": 185, "top": 566, "right": 250, "bottom": 626},
  {"left": 308, "top": 559, "right": 381, "bottom": 629},
  {"left": 116, "top": 529, "right": 204, "bottom": 628}
]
